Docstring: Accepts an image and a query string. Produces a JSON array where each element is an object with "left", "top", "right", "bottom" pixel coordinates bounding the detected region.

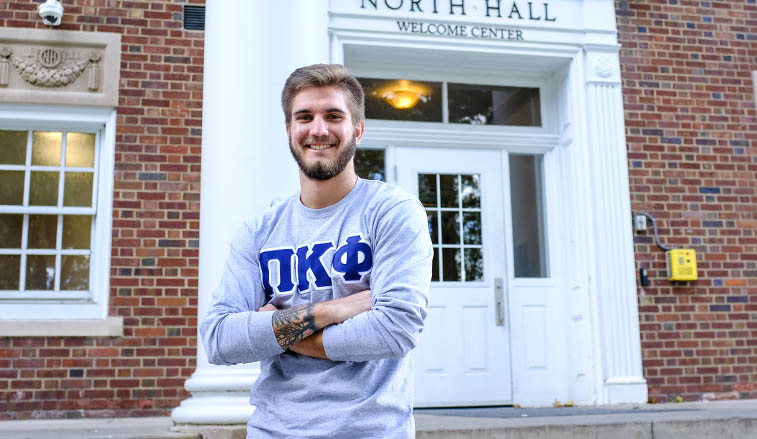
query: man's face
[{"left": 287, "top": 85, "right": 364, "bottom": 181}]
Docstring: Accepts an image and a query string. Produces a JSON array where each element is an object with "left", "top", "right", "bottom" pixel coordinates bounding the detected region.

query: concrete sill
[{"left": 0, "top": 316, "right": 124, "bottom": 337}]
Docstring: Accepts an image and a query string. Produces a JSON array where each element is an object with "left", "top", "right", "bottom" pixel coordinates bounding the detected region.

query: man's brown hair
[{"left": 281, "top": 64, "right": 365, "bottom": 126}]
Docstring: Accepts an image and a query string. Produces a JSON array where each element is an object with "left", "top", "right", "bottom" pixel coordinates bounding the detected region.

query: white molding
[
  {"left": 584, "top": 45, "right": 622, "bottom": 85},
  {"left": 330, "top": 5, "right": 627, "bottom": 408},
  {"left": 581, "top": 79, "right": 647, "bottom": 404},
  {"left": 362, "top": 124, "right": 558, "bottom": 152},
  {"left": 0, "top": 104, "right": 115, "bottom": 320},
  {"left": 0, "top": 316, "right": 122, "bottom": 336},
  {"left": 171, "top": 365, "right": 260, "bottom": 425}
]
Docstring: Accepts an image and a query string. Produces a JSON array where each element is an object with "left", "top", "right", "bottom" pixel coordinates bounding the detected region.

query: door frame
[{"left": 344, "top": 42, "right": 584, "bottom": 406}]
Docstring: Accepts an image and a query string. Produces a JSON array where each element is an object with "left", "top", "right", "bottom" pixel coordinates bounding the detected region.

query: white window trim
[{"left": 0, "top": 104, "right": 116, "bottom": 322}]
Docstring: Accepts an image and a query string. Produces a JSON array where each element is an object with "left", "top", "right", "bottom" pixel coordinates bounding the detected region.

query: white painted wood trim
[
  {"left": 581, "top": 47, "right": 647, "bottom": 404},
  {"left": 0, "top": 104, "right": 115, "bottom": 320},
  {"left": 0, "top": 316, "right": 123, "bottom": 337}
]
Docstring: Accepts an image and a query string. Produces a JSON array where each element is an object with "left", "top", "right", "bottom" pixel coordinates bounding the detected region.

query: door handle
[{"left": 494, "top": 277, "right": 505, "bottom": 326}]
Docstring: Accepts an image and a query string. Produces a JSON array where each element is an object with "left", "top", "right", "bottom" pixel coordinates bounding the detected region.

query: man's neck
[{"left": 299, "top": 169, "right": 358, "bottom": 209}]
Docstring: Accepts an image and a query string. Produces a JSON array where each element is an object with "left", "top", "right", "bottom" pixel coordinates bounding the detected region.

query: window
[
  {"left": 510, "top": 154, "right": 547, "bottom": 278},
  {"left": 419, "top": 173, "right": 483, "bottom": 282},
  {"left": 354, "top": 148, "right": 386, "bottom": 181},
  {"left": 1, "top": 129, "right": 98, "bottom": 297},
  {"left": 358, "top": 77, "right": 541, "bottom": 127},
  {"left": 0, "top": 105, "right": 116, "bottom": 321}
]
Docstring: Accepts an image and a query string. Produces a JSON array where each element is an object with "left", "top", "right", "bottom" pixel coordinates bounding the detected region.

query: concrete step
[
  {"left": 0, "top": 417, "right": 200, "bottom": 439},
  {"left": 415, "top": 401, "right": 757, "bottom": 439},
  {"left": 1, "top": 400, "right": 756, "bottom": 439}
]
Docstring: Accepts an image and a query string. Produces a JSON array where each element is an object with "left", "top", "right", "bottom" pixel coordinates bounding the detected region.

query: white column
[
  {"left": 171, "top": 1, "right": 329, "bottom": 424},
  {"left": 582, "top": 46, "right": 648, "bottom": 405}
]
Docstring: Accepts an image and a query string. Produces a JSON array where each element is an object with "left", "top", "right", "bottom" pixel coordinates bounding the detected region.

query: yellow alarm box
[{"left": 666, "top": 249, "right": 697, "bottom": 281}]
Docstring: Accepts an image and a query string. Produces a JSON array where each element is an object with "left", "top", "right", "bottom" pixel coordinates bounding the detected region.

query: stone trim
[
  {"left": 0, "top": 317, "right": 124, "bottom": 337},
  {"left": 0, "top": 27, "right": 120, "bottom": 107}
]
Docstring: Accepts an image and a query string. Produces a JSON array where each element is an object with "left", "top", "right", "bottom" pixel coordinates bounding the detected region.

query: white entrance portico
[{"left": 174, "top": 0, "right": 646, "bottom": 426}]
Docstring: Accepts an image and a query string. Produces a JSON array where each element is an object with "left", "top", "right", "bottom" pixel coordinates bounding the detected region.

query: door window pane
[
  {"left": 449, "top": 84, "right": 541, "bottom": 126},
  {"left": 29, "top": 171, "right": 59, "bottom": 205},
  {"left": 439, "top": 174, "right": 459, "bottom": 208},
  {"left": 354, "top": 149, "right": 385, "bottom": 181},
  {"left": 463, "top": 212, "right": 482, "bottom": 245},
  {"left": 0, "top": 255, "right": 20, "bottom": 289},
  {"left": 26, "top": 255, "right": 55, "bottom": 290},
  {"left": 0, "top": 171, "right": 24, "bottom": 205},
  {"left": 32, "top": 131, "right": 62, "bottom": 166},
  {"left": 441, "top": 211, "right": 460, "bottom": 244},
  {"left": 28, "top": 215, "right": 57, "bottom": 249},
  {"left": 426, "top": 210, "right": 438, "bottom": 245},
  {"left": 461, "top": 175, "right": 480, "bottom": 208},
  {"left": 418, "top": 174, "right": 437, "bottom": 207},
  {"left": 65, "top": 133, "right": 96, "bottom": 167},
  {"left": 63, "top": 172, "right": 94, "bottom": 206},
  {"left": 442, "top": 247, "right": 461, "bottom": 282},
  {"left": 359, "top": 78, "right": 442, "bottom": 122},
  {"left": 431, "top": 247, "right": 439, "bottom": 282},
  {"left": 0, "top": 130, "right": 28, "bottom": 165},
  {"left": 510, "top": 154, "right": 547, "bottom": 277},
  {"left": 0, "top": 214, "right": 23, "bottom": 248},
  {"left": 464, "top": 248, "right": 483, "bottom": 281}
]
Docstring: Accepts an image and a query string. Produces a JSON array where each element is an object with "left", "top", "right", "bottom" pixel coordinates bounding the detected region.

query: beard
[{"left": 289, "top": 134, "right": 357, "bottom": 181}]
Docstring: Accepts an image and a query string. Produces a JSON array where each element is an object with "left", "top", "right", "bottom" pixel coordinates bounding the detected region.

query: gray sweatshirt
[{"left": 201, "top": 178, "right": 433, "bottom": 439}]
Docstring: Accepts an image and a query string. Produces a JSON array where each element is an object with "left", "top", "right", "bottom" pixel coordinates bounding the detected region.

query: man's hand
[
  {"left": 258, "top": 303, "right": 277, "bottom": 312},
  {"left": 260, "top": 290, "right": 372, "bottom": 354}
]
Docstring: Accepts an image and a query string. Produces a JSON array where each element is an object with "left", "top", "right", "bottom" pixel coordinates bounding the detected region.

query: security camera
[{"left": 38, "top": 0, "right": 63, "bottom": 26}]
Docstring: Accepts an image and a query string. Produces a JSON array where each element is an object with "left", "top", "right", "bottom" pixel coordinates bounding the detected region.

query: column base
[
  {"left": 605, "top": 376, "right": 648, "bottom": 405},
  {"left": 171, "top": 423, "right": 247, "bottom": 439},
  {"left": 170, "top": 364, "right": 259, "bottom": 425}
]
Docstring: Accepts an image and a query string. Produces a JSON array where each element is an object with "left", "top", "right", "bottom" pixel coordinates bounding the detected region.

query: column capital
[{"left": 584, "top": 45, "right": 621, "bottom": 85}]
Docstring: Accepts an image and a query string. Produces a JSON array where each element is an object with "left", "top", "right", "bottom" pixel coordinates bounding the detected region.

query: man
[{"left": 201, "top": 64, "right": 433, "bottom": 438}]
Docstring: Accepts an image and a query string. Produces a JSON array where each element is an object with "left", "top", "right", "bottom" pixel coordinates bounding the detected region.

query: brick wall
[
  {"left": 616, "top": 0, "right": 757, "bottom": 402},
  {"left": 0, "top": 1, "right": 203, "bottom": 419}
]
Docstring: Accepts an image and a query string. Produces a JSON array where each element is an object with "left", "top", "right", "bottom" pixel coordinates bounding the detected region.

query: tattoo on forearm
[{"left": 272, "top": 304, "right": 318, "bottom": 350}]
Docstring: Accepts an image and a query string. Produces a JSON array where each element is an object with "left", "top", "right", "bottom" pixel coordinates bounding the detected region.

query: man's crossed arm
[{"left": 259, "top": 290, "right": 372, "bottom": 358}]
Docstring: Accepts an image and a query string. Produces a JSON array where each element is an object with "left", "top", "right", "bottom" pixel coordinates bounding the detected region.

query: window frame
[
  {"left": 349, "top": 61, "right": 560, "bottom": 287},
  {"left": 0, "top": 104, "right": 116, "bottom": 320}
]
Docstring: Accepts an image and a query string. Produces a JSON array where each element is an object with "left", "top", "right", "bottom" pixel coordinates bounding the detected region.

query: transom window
[
  {"left": 358, "top": 77, "right": 541, "bottom": 127},
  {"left": 0, "top": 129, "right": 98, "bottom": 299}
]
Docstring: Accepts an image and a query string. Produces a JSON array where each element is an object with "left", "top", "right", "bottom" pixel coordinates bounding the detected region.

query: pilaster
[{"left": 583, "top": 45, "right": 647, "bottom": 404}]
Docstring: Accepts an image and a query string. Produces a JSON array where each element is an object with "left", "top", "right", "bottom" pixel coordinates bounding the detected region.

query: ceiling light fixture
[{"left": 377, "top": 80, "right": 432, "bottom": 110}]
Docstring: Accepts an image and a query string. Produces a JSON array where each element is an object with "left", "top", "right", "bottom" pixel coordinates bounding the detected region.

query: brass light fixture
[{"left": 376, "top": 80, "right": 432, "bottom": 110}]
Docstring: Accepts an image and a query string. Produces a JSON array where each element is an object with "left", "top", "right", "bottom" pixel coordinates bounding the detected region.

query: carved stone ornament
[
  {"left": 593, "top": 56, "right": 614, "bottom": 78},
  {"left": 10, "top": 47, "right": 101, "bottom": 89},
  {"left": 0, "top": 47, "right": 10, "bottom": 86}
]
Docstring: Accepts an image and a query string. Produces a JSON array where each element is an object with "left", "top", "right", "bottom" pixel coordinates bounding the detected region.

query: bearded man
[{"left": 201, "top": 64, "right": 433, "bottom": 439}]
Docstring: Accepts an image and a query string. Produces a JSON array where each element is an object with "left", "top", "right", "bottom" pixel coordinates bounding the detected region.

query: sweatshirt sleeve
[
  {"left": 200, "top": 223, "right": 284, "bottom": 365},
  {"left": 321, "top": 199, "right": 433, "bottom": 361}
]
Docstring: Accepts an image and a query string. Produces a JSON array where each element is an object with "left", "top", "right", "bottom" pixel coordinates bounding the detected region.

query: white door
[{"left": 395, "top": 147, "right": 512, "bottom": 407}]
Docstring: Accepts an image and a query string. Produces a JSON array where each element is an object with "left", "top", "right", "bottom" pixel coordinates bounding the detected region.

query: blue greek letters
[
  {"left": 297, "top": 242, "right": 333, "bottom": 291},
  {"left": 259, "top": 248, "right": 295, "bottom": 295},
  {"left": 259, "top": 234, "right": 373, "bottom": 294},
  {"left": 332, "top": 235, "right": 373, "bottom": 282}
]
